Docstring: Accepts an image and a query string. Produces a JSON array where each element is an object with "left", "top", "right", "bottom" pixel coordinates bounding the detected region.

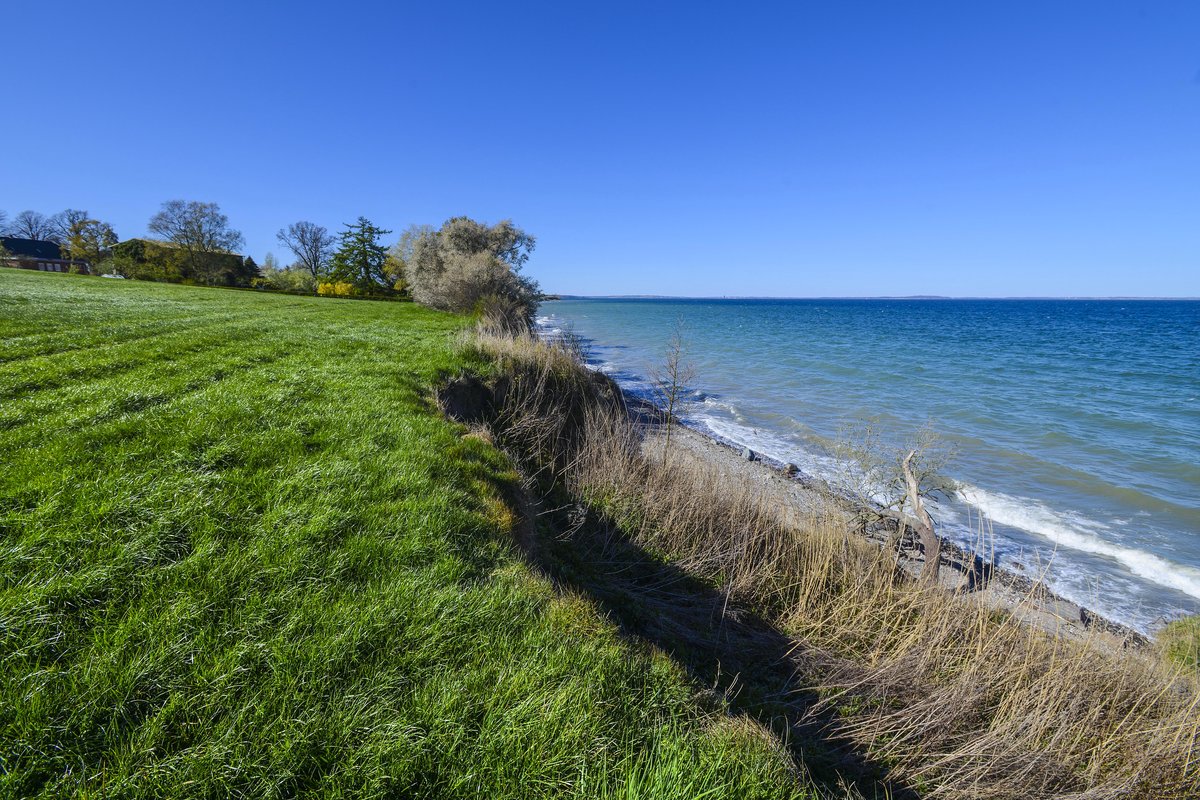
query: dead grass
[{"left": 464, "top": 329, "right": 1200, "bottom": 800}]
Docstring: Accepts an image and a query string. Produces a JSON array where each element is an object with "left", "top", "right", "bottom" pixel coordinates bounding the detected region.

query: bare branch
[
  {"left": 148, "top": 200, "right": 244, "bottom": 285},
  {"left": 10, "top": 210, "right": 57, "bottom": 241},
  {"left": 902, "top": 449, "right": 942, "bottom": 583},
  {"left": 650, "top": 318, "right": 696, "bottom": 463},
  {"left": 276, "top": 221, "right": 335, "bottom": 282}
]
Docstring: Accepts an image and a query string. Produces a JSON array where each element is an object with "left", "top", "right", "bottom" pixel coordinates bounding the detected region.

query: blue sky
[{"left": 3, "top": 1, "right": 1198, "bottom": 297}]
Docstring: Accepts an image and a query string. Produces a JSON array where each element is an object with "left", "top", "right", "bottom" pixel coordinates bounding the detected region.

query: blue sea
[{"left": 538, "top": 298, "right": 1200, "bottom": 632}]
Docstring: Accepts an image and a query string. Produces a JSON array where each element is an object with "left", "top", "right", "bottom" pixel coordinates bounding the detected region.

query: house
[
  {"left": 111, "top": 238, "right": 256, "bottom": 286},
  {"left": 0, "top": 237, "right": 88, "bottom": 273}
]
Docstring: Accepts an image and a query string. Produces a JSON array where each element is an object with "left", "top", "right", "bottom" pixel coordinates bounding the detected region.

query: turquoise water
[{"left": 539, "top": 298, "right": 1200, "bottom": 632}]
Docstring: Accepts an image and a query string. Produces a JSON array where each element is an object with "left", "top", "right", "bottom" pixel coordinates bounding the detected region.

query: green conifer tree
[{"left": 328, "top": 217, "right": 392, "bottom": 294}]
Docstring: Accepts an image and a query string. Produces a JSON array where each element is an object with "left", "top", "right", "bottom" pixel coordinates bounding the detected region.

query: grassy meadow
[{"left": 0, "top": 270, "right": 810, "bottom": 798}]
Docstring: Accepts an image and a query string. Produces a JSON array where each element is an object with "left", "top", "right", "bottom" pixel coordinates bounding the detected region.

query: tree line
[
  {"left": 0, "top": 208, "right": 119, "bottom": 267},
  {"left": 2, "top": 202, "right": 541, "bottom": 329},
  {"left": 267, "top": 215, "right": 540, "bottom": 327}
]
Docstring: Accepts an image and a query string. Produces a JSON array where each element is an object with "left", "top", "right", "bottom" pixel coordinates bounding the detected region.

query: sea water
[{"left": 538, "top": 298, "right": 1200, "bottom": 632}]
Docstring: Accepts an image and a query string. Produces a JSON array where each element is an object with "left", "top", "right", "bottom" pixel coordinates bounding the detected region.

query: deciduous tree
[
  {"left": 258, "top": 251, "right": 316, "bottom": 293},
  {"left": 834, "top": 423, "right": 955, "bottom": 583},
  {"left": 148, "top": 200, "right": 245, "bottom": 285},
  {"left": 64, "top": 217, "right": 118, "bottom": 270},
  {"left": 276, "top": 221, "right": 335, "bottom": 283},
  {"left": 650, "top": 319, "right": 695, "bottom": 463},
  {"left": 405, "top": 217, "right": 539, "bottom": 327},
  {"left": 10, "top": 210, "right": 57, "bottom": 241},
  {"left": 51, "top": 209, "right": 90, "bottom": 244},
  {"left": 384, "top": 224, "right": 433, "bottom": 295}
]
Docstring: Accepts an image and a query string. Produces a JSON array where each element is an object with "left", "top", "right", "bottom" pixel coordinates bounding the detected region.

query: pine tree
[{"left": 328, "top": 217, "right": 392, "bottom": 293}]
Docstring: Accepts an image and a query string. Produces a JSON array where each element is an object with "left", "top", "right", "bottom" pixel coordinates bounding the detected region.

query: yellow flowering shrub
[{"left": 317, "top": 281, "right": 358, "bottom": 297}]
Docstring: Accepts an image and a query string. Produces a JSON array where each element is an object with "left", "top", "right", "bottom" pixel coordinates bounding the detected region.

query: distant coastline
[{"left": 550, "top": 294, "right": 1200, "bottom": 301}]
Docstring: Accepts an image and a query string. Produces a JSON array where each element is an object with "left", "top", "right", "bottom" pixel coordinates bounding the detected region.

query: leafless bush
[
  {"left": 407, "top": 217, "right": 540, "bottom": 329},
  {"left": 649, "top": 318, "right": 695, "bottom": 463}
]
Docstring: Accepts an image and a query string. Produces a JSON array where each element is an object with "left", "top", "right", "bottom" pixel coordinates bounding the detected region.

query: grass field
[{"left": 0, "top": 270, "right": 810, "bottom": 799}]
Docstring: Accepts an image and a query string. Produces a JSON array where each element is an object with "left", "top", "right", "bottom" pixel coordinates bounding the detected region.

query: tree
[
  {"left": 650, "top": 319, "right": 695, "bottom": 463},
  {"left": 405, "top": 217, "right": 539, "bottom": 327},
  {"left": 259, "top": 253, "right": 317, "bottom": 293},
  {"left": 327, "top": 217, "right": 392, "bottom": 294},
  {"left": 148, "top": 200, "right": 245, "bottom": 285},
  {"left": 276, "top": 221, "right": 335, "bottom": 284},
  {"left": 393, "top": 224, "right": 433, "bottom": 267},
  {"left": 64, "top": 217, "right": 118, "bottom": 270},
  {"left": 0, "top": 209, "right": 8, "bottom": 235},
  {"left": 384, "top": 224, "right": 432, "bottom": 295},
  {"left": 10, "top": 210, "right": 57, "bottom": 241},
  {"left": 51, "top": 209, "right": 90, "bottom": 245}
]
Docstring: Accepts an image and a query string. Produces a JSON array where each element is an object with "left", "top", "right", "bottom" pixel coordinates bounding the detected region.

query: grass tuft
[{"left": 1160, "top": 615, "right": 1200, "bottom": 673}]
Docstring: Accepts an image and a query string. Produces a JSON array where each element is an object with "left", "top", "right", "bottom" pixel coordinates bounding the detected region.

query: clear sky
[{"left": 3, "top": 1, "right": 1198, "bottom": 297}]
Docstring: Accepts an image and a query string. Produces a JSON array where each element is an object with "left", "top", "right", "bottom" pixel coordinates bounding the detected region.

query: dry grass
[{"left": 465, "top": 329, "right": 1200, "bottom": 800}]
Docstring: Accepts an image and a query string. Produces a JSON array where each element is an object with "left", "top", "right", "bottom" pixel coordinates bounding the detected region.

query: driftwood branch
[{"left": 902, "top": 449, "right": 941, "bottom": 583}]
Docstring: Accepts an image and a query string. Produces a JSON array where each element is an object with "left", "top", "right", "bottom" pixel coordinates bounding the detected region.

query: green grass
[
  {"left": 1160, "top": 614, "right": 1200, "bottom": 672},
  {"left": 0, "top": 271, "right": 810, "bottom": 799}
]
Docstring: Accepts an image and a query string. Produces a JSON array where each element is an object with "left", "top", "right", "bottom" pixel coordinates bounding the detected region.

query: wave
[
  {"left": 692, "top": 413, "right": 847, "bottom": 480},
  {"left": 958, "top": 484, "right": 1200, "bottom": 602},
  {"left": 699, "top": 395, "right": 742, "bottom": 418},
  {"left": 695, "top": 405, "right": 1200, "bottom": 616}
]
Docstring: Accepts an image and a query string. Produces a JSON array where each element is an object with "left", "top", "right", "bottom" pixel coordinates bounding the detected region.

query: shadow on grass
[{"left": 509, "top": 483, "right": 918, "bottom": 800}]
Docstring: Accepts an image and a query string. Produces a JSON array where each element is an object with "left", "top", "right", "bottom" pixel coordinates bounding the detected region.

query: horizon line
[{"left": 545, "top": 294, "right": 1200, "bottom": 301}]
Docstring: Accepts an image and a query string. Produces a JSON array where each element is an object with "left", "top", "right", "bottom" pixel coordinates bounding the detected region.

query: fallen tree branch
[{"left": 902, "top": 449, "right": 941, "bottom": 584}]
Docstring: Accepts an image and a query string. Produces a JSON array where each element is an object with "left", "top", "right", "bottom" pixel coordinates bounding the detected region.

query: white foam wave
[
  {"left": 696, "top": 415, "right": 844, "bottom": 478},
  {"left": 700, "top": 396, "right": 741, "bottom": 417},
  {"left": 959, "top": 484, "right": 1200, "bottom": 601},
  {"left": 534, "top": 315, "right": 564, "bottom": 337}
]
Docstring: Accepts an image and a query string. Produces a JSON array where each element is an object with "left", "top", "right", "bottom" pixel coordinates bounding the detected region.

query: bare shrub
[
  {"left": 408, "top": 218, "right": 540, "bottom": 330},
  {"left": 649, "top": 318, "right": 695, "bottom": 463},
  {"left": 464, "top": 331, "right": 624, "bottom": 478}
]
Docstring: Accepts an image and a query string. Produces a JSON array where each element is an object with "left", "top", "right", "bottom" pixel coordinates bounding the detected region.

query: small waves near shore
[{"left": 538, "top": 297, "right": 1200, "bottom": 633}]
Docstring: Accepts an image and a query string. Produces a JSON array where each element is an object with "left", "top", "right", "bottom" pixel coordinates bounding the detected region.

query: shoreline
[
  {"left": 539, "top": 297, "right": 1200, "bottom": 638},
  {"left": 620, "top": 391, "right": 1152, "bottom": 649}
]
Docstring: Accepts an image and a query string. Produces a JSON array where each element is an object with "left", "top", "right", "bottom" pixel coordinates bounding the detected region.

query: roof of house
[{"left": 1, "top": 237, "right": 63, "bottom": 260}]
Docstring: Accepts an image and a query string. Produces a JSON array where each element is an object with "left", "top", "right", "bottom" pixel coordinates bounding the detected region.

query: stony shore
[{"left": 630, "top": 402, "right": 1151, "bottom": 649}]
